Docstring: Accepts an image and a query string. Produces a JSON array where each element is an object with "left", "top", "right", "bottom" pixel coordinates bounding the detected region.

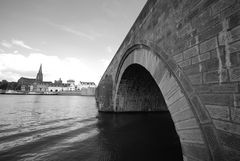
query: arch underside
[{"left": 113, "top": 45, "right": 221, "bottom": 161}]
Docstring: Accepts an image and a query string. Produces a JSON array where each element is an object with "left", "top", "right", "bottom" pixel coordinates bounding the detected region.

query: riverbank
[{"left": 0, "top": 90, "right": 95, "bottom": 96}]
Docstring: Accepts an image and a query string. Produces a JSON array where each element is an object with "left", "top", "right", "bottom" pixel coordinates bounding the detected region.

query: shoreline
[{"left": 0, "top": 92, "right": 95, "bottom": 97}]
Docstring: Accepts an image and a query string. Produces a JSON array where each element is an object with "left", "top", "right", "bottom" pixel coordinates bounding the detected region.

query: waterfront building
[
  {"left": 48, "top": 83, "right": 69, "bottom": 92},
  {"left": 18, "top": 64, "right": 53, "bottom": 92},
  {"left": 67, "top": 79, "right": 76, "bottom": 91},
  {"left": 77, "top": 81, "right": 96, "bottom": 90}
]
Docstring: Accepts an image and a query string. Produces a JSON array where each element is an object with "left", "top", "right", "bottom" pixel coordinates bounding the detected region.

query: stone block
[
  {"left": 229, "top": 40, "right": 240, "bottom": 53},
  {"left": 166, "top": 89, "right": 184, "bottom": 106},
  {"left": 211, "top": 83, "right": 239, "bottom": 93},
  {"left": 192, "top": 52, "right": 210, "bottom": 64},
  {"left": 191, "top": 56, "right": 200, "bottom": 65},
  {"left": 183, "top": 46, "right": 199, "bottom": 59},
  {"left": 183, "top": 63, "right": 201, "bottom": 75},
  {"left": 194, "top": 85, "right": 211, "bottom": 93},
  {"left": 234, "top": 94, "right": 240, "bottom": 107},
  {"left": 200, "top": 52, "right": 211, "bottom": 61},
  {"left": 229, "top": 52, "right": 240, "bottom": 67},
  {"left": 153, "top": 62, "right": 166, "bottom": 84},
  {"left": 192, "top": 9, "right": 211, "bottom": 31},
  {"left": 221, "top": 2, "right": 240, "bottom": 19},
  {"left": 199, "top": 23, "right": 222, "bottom": 42},
  {"left": 178, "top": 59, "right": 191, "bottom": 67},
  {"left": 175, "top": 118, "right": 199, "bottom": 130},
  {"left": 205, "top": 105, "right": 230, "bottom": 120},
  {"left": 200, "top": 37, "right": 217, "bottom": 54},
  {"left": 210, "top": 47, "right": 225, "bottom": 58},
  {"left": 213, "top": 120, "right": 240, "bottom": 135},
  {"left": 181, "top": 143, "right": 210, "bottom": 161},
  {"left": 178, "top": 129, "right": 204, "bottom": 144},
  {"left": 200, "top": 94, "right": 233, "bottom": 106},
  {"left": 230, "top": 66, "right": 240, "bottom": 81},
  {"left": 203, "top": 69, "right": 228, "bottom": 84},
  {"left": 188, "top": 73, "right": 202, "bottom": 85},
  {"left": 222, "top": 145, "right": 240, "bottom": 161},
  {"left": 202, "top": 0, "right": 219, "bottom": 9},
  {"left": 230, "top": 25, "right": 240, "bottom": 42},
  {"left": 231, "top": 107, "right": 240, "bottom": 123},
  {"left": 168, "top": 96, "right": 190, "bottom": 114},
  {"left": 229, "top": 11, "right": 240, "bottom": 29},
  {"left": 212, "top": 0, "right": 236, "bottom": 15},
  {"left": 202, "top": 58, "right": 220, "bottom": 72},
  {"left": 173, "top": 53, "right": 183, "bottom": 63},
  {"left": 172, "top": 108, "right": 195, "bottom": 123}
]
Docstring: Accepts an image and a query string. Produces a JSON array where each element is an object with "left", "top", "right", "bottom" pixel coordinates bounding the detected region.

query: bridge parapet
[{"left": 96, "top": 0, "right": 240, "bottom": 160}]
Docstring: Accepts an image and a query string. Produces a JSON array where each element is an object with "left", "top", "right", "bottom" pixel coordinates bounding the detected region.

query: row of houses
[{"left": 18, "top": 65, "right": 96, "bottom": 95}]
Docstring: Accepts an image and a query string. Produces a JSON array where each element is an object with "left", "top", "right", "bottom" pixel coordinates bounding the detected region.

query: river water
[{"left": 0, "top": 95, "right": 182, "bottom": 161}]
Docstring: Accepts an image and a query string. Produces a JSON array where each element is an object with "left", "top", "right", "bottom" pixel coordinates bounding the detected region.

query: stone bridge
[{"left": 96, "top": 0, "right": 240, "bottom": 160}]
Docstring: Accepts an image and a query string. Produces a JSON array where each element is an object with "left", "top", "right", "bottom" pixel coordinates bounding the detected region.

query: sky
[{"left": 0, "top": 0, "right": 147, "bottom": 85}]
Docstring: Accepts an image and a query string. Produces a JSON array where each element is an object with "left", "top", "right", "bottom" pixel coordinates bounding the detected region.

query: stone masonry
[{"left": 96, "top": 0, "right": 240, "bottom": 160}]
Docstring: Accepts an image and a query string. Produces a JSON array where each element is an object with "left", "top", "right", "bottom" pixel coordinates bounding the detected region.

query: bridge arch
[{"left": 113, "top": 42, "right": 223, "bottom": 161}]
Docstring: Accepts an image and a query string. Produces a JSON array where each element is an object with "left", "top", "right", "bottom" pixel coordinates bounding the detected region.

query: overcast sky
[{"left": 0, "top": 0, "right": 147, "bottom": 84}]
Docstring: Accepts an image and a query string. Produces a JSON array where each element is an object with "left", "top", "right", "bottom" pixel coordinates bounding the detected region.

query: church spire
[{"left": 36, "top": 64, "right": 43, "bottom": 82}]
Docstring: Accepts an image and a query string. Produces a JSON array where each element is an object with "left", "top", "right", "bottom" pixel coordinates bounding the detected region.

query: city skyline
[{"left": 0, "top": 0, "right": 147, "bottom": 84}]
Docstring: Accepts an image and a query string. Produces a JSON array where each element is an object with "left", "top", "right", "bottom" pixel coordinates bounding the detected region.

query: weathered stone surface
[
  {"left": 231, "top": 107, "right": 240, "bottom": 123},
  {"left": 178, "top": 59, "right": 191, "bottom": 67},
  {"left": 183, "top": 46, "right": 199, "bottom": 60},
  {"left": 194, "top": 85, "right": 211, "bottom": 93},
  {"left": 181, "top": 143, "right": 210, "bottom": 161},
  {"left": 230, "top": 25, "right": 240, "bottom": 42},
  {"left": 188, "top": 73, "right": 202, "bottom": 85},
  {"left": 230, "top": 66, "right": 240, "bottom": 81},
  {"left": 212, "top": 0, "right": 235, "bottom": 16},
  {"left": 229, "top": 40, "right": 240, "bottom": 53},
  {"left": 222, "top": 145, "right": 240, "bottom": 161},
  {"left": 203, "top": 69, "right": 228, "bottom": 84},
  {"left": 217, "top": 129, "right": 240, "bottom": 151},
  {"left": 233, "top": 94, "right": 240, "bottom": 107},
  {"left": 183, "top": 63, "right": 200, "bottom": 75},
  {"left": 173, "top": 53, "right": 183, "bottom": 63},
  {"left": 175, "top": 118, "right": 199, "bottom": 130},
  {"left": 206, "top": 105, "right": 230, "bottom": 120},
  {"left": 178, "top": 129, "right": 204, "bottom": 144},
  {"left": 229, "top": 12, "right": 240, "bottom": 30},
  {"left": 97, "top": 0, "right": 240, "bottom": 160},
  {"left": 200, "top": 94, "right": 233, "bottom": 106},
  {"left": 172, "top": 108, "right": 195, "bottom": 123},
  {"left": 213, "top": 120, "right": 240, "bottom": 135},
  {"left": 168, "top": 96, "right": 190, "bottom": 114},
  {"left": 200, "top": 37, "right": 217, "bottom": 54},
  {"left": 199, "top": 23, "right": 223, "bottom": 42},
  {"left": 211, "top": 83, "right": 239, "bottom": 93}
]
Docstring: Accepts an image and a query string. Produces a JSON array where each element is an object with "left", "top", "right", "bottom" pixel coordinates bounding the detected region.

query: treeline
[{"left": 0, "top": 80, "right": 21, "bottom": 90}]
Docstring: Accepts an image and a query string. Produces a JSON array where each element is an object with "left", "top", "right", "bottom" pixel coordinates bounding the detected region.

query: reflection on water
[{"left": 0, "top": 95, "right": 182, "bottom": 161}]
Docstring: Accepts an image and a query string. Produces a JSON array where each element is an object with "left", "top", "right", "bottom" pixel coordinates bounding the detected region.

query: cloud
[
  {"left": 48, "top": 22, "right": 97, "bottom": 40},
  {"left": 1, "top": 39, "right": 40, "bottom": 52},
  {"left": 0, "top": 48, "right": 4, "bottom": 52},
  {"left": 1, "top": 41, "right": 12, "bottom": 48},
  {"left": 13, "top": 50, "right": 19, "bottom": 54},
  {"left": 0, "top": 52, "right": 100, "bottom": 84},
  {"left": 11, "top": 39, "right": 33, "bottom": 50}
]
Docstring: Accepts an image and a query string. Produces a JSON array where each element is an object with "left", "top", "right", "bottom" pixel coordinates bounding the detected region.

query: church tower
[{"left": 36, "top": 64, "right": 43, "bottom": 82}]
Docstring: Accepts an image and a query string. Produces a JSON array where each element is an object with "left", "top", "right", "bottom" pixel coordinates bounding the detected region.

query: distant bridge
[{"left": 96, "top": 0, "right": 240, "bottom": 160}]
